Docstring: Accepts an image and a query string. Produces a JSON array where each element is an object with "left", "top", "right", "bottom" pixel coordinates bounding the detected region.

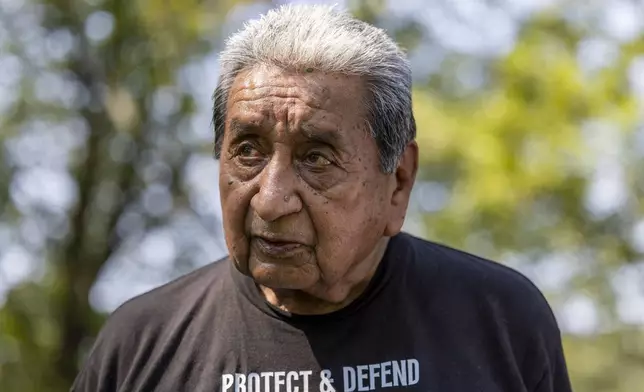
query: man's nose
[{"left": 250, "top": 157, "right": 302, "bottom": 222}]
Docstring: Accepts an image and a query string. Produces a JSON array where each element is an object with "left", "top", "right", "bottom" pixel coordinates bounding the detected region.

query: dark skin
[{"left": 219, "top": 64, "right": 418, "bottom": 315}]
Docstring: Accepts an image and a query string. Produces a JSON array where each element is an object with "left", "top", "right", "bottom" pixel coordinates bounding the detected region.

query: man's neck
[{"left": 258, "top": 237, "right": 390, "bottom": 315}]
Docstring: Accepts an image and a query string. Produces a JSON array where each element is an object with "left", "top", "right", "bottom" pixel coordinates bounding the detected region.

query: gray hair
[{"left": 212, "top": 4, "right": 416, "bottom": 173}]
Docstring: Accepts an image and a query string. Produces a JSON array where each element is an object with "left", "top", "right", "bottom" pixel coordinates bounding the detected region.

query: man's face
[{"left": 219, "top": 65, "right": 411, "bottom": 294}]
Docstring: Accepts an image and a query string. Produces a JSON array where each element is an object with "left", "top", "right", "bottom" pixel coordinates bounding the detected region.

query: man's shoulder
[
  {"left": 402, "top": 232, "right": 525, "bottom": 278},
  {"left": 401, "top": 232, "right": 557, "bottom": 325},
  {"left": 73, "top": 259, "right": 232, "bottom": 389},
  {"left": 395, "top": 236, "right": 569, "bottom": 390},
  {"left": 98, "top": 257, "right": 231, "bottom": 338}
]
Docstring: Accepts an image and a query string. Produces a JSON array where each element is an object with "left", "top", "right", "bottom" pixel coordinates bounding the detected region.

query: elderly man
[{"left": 72, "top": 4, "right": 572, "bottom": 392}]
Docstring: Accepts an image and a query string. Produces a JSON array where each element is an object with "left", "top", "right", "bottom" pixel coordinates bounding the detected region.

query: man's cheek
[
  {"left": 297, "top": 166, "right": 346, "bottom": 193},
  {"left": 222, "top": 180, "right": 256, "bottom": 212},
  {"left": 314, "top": 230, "right": 352, "bottom": 276},
  {"left": 219, "top": 166, "right": 241, "bottom": 193},
  {"left": 223, "top": 209, "right": 251, "bottom": 274},
  {"left": 223, "top": 197, "right": 248, "bottom": 240}
]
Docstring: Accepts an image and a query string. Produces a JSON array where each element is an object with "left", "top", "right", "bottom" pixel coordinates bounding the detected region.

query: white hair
[{"left": 213, "top": 3, "right": 415, "bottom": 173}]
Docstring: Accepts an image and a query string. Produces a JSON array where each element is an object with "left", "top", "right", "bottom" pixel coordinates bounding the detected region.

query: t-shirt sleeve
[
  {"left": 69, "top": 261, "right": 221, "bottom": 391},
  {"left": 69, "top": 298, "right": 145, "bottom": 392},
  {"left": 532, "top": 334, "right": 573, "bottom": 392},
  {"left": 426, "top": 240, "right": 575, "bottom": 391},
  {"left": 69, "top": 325, "right": 121, "bottom": 392},
  {"left": 468, "top": 251, "right": 573, "bottom": 392},
  {"left": 70, "top": 362, "right": 103, "bottom": 392},
  {"left": 519, "top": 285, "right": 573, "bottom": 392}
]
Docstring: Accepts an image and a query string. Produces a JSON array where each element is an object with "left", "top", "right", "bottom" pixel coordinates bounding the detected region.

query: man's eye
[
  {"left": 303, "top": 152, "right": 332, "bottom": 167},
  {"left": 237, "top": 143, "right": 260, "bottom": 157},
  {"left": 233, "top": 143, "right": 265, "bottom": 167}
]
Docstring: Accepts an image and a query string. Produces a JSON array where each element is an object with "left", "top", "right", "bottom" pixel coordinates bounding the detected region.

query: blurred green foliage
[
  {"left": 0, "top": 0, "right": 642, "bottom": 391},
  {"left": 411, "top": 11, "right": 644, "bottom": 391}
]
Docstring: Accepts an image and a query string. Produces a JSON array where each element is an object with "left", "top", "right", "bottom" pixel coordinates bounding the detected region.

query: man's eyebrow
[
  {"left": 228, "top": 119, "right": 262, "bottom": 138},
  {"left": 300, "top": 123, "right": 343, "bottom": 146},
  {"left": 228, "top": 119, "right": 344, "bottom": 147}
]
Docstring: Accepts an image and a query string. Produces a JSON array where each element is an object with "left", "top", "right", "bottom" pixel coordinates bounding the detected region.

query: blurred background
[{"left": 0, "top": 0, "right": 643, "bottom": 390}]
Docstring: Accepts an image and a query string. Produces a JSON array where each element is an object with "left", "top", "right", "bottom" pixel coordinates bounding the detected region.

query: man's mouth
[{"left": 253, "top": 236, "right": 304, "bottom": 257}]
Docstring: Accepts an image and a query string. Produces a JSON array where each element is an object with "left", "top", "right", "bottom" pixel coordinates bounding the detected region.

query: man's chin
[{"left": 248, "top": 264, "right": 319, "bottom": 291}]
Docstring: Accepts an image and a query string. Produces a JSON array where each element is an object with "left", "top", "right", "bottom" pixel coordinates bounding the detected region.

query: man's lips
[{"left": 252, "top": 236, "right": 306, "bottom": 257}]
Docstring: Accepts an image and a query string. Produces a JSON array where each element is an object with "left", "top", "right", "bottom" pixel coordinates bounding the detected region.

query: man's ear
[{"left": 384, "top": 141, "right": 418, "bottom": 237}]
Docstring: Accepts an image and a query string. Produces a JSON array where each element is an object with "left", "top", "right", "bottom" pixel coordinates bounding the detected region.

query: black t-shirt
[{"left": 72, "top": 232, "right": 572, "bottom": 392}]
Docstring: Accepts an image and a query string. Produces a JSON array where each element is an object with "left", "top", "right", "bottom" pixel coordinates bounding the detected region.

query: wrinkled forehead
[{"left": 226, "top": 65, "right": 369, "bottom": 122}]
